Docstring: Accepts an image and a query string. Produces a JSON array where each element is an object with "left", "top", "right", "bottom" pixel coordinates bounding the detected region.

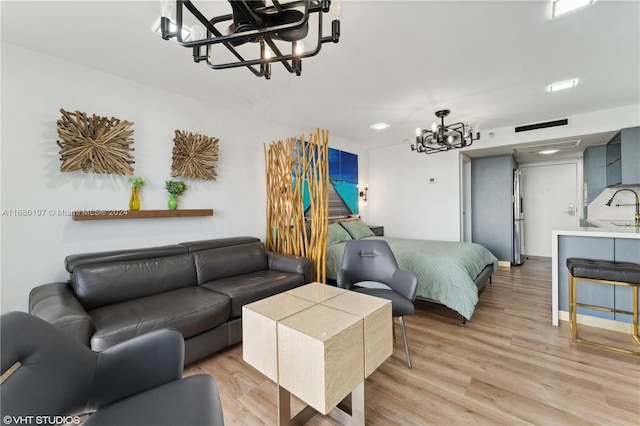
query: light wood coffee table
[{"left": 243, "top": 282, "right": 392, "bottom": 425}]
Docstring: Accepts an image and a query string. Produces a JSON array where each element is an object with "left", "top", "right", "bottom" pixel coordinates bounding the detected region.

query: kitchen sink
[{"left": 609, "top": 220, "right": 637, "bottom": 227}]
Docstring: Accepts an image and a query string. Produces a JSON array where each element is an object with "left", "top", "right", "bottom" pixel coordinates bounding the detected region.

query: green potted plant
[
  {"left": 165, "top": 180, "right": 187, "bottom": 210},
  {"left": 128, "top": 176, "right": 146, "bottom": 210}
]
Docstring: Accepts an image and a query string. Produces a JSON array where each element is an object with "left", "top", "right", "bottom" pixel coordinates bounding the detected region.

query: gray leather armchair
[
  {"left": 1, "top": 311, "right": 224, "bottom": 426},
  {"left": 337, "top": 240, "right": 418, "bottom": 368}
]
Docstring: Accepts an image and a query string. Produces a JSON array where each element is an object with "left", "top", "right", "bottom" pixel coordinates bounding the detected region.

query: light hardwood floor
[{"left": 184, "top": 257, "right": 640, "bottom": 425}]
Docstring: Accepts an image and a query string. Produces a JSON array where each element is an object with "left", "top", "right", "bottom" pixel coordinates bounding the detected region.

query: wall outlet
[{"left": 428, "top": 177, "right": 437, "bottom": 184}]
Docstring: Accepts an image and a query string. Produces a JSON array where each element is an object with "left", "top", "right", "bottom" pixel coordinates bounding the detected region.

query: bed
[{"left": 325, "top": 219, "right": 498, "bottom": 322}]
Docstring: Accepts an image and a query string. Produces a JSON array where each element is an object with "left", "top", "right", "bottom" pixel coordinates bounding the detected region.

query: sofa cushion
[
  {"left": 65, "top": 245, "right": 188, "bottom": 273},
  {"left": 193, "top": 242, "right": 269, "bottom": 284},
  {"left": 179, "top": 237, "right": 260, "bottom": 253},
  {"left": 71, "top": 254, "right": 197, "bottom": 310},
  {"left": 88, "top": 287, "right": 230, "bottom": 351},
  {"left": 201, "top": 270, "right": 305, "bottom": 317}
]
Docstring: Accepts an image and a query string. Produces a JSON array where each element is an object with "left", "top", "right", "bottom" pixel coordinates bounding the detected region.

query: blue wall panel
[
  {"left": 558, "top": 236, "right": 615, "bottom": 319},
  {"left": 613, "top": 238, "right": 640, "bottom": 323}
]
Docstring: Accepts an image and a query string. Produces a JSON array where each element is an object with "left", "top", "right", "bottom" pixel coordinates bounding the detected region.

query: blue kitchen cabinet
[
  {"left": 606, "top": 126, "right": 640, "bottom": 187},
  {"left": 583, "top": 144, "right": 607, "bottom": 206},
  {"left": 613, "top": 238, "right": 640, "bottom": 323}
]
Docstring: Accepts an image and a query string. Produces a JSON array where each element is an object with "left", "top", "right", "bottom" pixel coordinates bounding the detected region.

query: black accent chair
[
  {"left": 337, "top": 240, "right": 418, "bottom": 368},
  {"left": 0, "top": 311, "right": 224, "bottom": 426}
]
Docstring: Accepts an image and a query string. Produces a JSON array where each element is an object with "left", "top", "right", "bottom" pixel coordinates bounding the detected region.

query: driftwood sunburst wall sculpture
[
  {"left": 171, "top": 130, "right": 219, "bottom": 181},
  {"left": 56, "top": 109, "right": 135, "bottom": 175}
]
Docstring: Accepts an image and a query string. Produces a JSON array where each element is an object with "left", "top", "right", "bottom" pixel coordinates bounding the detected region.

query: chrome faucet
[{"left": 605, "top": 188, "right": 640, "bottom": 227}]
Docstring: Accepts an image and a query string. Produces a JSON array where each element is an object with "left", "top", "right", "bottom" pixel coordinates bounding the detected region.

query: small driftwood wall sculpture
[
  {"left": 171, "top": 130, "right": 219, "bottom": 180},
  {"left": 265, "top": 129, "right": 329, "bottom": 282},
  {"left": 56, "top": 109, "right": 135, "bottom": 175}
]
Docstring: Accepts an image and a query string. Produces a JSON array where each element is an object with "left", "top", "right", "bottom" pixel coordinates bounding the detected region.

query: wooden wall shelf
[{"left": 72, "top": 209, "right": 214, "bottom": 221}]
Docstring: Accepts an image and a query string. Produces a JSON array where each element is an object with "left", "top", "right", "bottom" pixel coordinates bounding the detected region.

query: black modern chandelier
[
  {"left": 160, "top": 0, "right": 342, "bottom": 79},
  {"left": 411, "top": 110, "right": 480, "bottom": 154}
]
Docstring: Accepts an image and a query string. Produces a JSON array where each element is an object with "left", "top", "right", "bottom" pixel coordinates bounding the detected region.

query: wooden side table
[{"left": 243, "top": 282, "right": 392, "bottom": 425}]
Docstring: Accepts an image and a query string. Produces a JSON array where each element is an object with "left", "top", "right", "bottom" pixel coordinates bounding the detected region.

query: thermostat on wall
[{"left": 428, "top": 177, "right": 437, "bottom": 184}]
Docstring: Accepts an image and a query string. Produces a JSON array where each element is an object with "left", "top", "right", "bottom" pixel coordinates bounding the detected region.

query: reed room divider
[{"left": 264, "top": 129, "right": 329, "bottom": 283}]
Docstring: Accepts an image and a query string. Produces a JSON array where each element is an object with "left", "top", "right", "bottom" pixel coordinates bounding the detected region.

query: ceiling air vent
[
  {"left": 515, "top": 118, "right": 568, "bottom": 133},
  {"left": 512, "top": 139, "right": 581, "bottom": 154}
]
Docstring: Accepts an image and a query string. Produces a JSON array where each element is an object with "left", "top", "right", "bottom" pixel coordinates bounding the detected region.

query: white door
[{"left": 521, "top": 162, "right": 579, "bottom": 257}]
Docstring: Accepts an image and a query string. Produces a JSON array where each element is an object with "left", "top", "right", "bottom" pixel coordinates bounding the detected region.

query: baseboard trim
[
  {"left": 498, "top": 260, "right": 511, "bottom": 269},
  {"left": 523, "top": 255, "right": 551, "bottom": 262},
  {"left": 558, "top": 310, "right": 634, "bottom": 334}
]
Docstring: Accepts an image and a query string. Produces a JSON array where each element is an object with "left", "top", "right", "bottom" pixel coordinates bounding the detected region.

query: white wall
[
  {"left": 368, "top": 144, "right": 461, "bottom": 241},
  {"left": 367, "top": 104, "right": 640, "bottom": 243},
  {"left": 0, "top": 43, "right": 366, "bottom": 312}
]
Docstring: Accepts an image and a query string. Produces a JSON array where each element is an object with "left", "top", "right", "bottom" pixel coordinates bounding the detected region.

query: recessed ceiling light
[
  {"left": 551, "top": 0, "right": 594, "bottom": 19},
  {"left": 370, "top": 123, "right": 390, "bottom": 130},
  {"left": 548, "top": 79, "right": 578, "bottom": 92},
  {"left": 539, "top": 149, "right": 559, "bottom": 155}
]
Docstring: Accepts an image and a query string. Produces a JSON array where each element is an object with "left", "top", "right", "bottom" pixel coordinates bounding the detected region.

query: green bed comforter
[{"left": 326, "top": 236, "right": 498, "bottom": 320}]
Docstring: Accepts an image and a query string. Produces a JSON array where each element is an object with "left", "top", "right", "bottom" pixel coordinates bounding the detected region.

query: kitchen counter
[
  {"left": 552, "top": 225, "right": 640, "bottom": 238},
  {"left": 551, "top": 227, "right": 640, "bottom": 330},
  {"left": 582, "top": 217, "right": 640, "bottom": 232}
]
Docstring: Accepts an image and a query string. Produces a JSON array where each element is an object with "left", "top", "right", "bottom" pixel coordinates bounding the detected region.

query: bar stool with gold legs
[{"left": 566, "top": 257, "right": 640, "bottom": 356}]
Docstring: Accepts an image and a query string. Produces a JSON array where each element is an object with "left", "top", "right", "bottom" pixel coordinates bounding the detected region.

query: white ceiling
[{"left": 2, "top": 1, "right": 639, "bottom": 160}]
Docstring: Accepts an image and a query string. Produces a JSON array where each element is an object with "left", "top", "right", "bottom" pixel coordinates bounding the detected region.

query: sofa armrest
[
  {"left": 29, "top": 282, "right": 93, "bottom": 347},
  {"left": 88, "top": 329, "right": 185, "bottom": 409},
  {"left": 267, "top": 251, "right": 313, "bottom": 283}
]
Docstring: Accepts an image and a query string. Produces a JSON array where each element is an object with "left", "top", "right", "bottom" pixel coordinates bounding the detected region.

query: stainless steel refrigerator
[{"left": 513, "top": 169, "right": 524, "bottom": 265}]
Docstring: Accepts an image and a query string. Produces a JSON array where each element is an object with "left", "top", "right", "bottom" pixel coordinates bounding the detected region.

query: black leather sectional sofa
[{"left": 29, "top": 237, "right": 312, "bottom": 365}]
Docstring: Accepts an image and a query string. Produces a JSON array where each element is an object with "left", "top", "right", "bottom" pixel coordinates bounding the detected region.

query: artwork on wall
[
  {"left": 328, "top": 148, "right": 359, "bottom": 216},
  {"left": 56, "top": 109, "right": 135, "bottom": 175},
  {"left": 171, "top": 130, "right": 219, "bottom": 180},
  {"left": 302, "top": 147, "right": 358, "bottom": 218}
]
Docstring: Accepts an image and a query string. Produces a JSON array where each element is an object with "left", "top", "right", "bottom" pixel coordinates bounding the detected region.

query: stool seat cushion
[{"left": 566, "top": 258, "right": 640, "bottom": 284}]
